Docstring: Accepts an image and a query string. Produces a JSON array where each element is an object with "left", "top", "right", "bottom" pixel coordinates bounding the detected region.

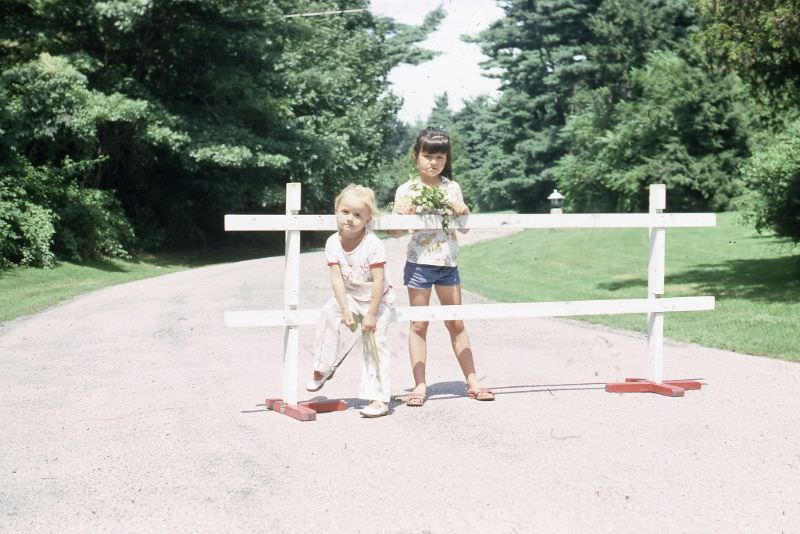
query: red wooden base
[
  {"left": 265, "top": 398, "right": 348, "bottom": 421},
  {"left": 605, "top": 378, "right": 703, "bottom": 397}
]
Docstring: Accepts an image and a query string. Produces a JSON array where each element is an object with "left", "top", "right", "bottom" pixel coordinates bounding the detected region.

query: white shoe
[
  {"left": 305, "top": 371, "right": 333, "bottom": 392},
  {"left": 359, "top": 401, "right": 388, "bottom": 418}
]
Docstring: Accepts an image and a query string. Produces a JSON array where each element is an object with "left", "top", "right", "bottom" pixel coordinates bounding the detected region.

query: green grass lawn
[
  {"left": 0, "top": 242, "right": 282, "bottom": 325},
  {"left": 459, "top": 212, "right": 800, "bottom": 362},
  {"left": 0, "top": 256, "right": 195, "bottom": 324}
]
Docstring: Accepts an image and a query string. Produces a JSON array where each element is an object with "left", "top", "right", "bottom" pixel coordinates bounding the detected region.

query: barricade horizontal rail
[
  {"left": 224, "top": 212, "right": 716, "bottom": 231},
  {"left": 225, "top": 296, "right": 715, "bottom": 327}
]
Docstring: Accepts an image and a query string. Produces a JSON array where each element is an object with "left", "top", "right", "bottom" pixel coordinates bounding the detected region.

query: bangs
[{"left": 419, "top": 135, "right": 450, "bottom": 154}]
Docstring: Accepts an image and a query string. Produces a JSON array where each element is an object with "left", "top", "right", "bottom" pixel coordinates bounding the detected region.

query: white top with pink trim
[{"left": 325, "top": 231, "right": 394, "bottom": 304}]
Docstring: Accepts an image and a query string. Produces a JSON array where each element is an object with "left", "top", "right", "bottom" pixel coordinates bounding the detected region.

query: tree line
[
  {"left": 1, "top": 0, "right": 442, "bottom": 267},
  {"left": 392, "top": 0, "right": 799, "bottom": 245},
  {"left": 2, "top": 0, "right": 798, "bottom": 269}
]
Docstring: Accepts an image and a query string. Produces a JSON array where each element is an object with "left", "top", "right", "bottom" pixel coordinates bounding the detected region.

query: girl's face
[
  {"left": 416, "top": 150, "right": 447, "bottom": 181},
  {"left": 335, "top": 196, "right": 371, "bottom": 239}
]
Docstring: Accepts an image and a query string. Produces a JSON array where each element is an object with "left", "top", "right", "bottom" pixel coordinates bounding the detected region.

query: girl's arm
[
  {"left": 329, "top": 264, "right": 355, "bottom": 327},
  {"left": 360, "top": 265, "right": 385, "bottom": 333},
  {"left": 389, "top": 186, "right": 413, "bottom": 238}
]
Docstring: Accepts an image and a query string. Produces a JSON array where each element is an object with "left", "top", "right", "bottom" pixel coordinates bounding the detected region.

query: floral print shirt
[{"left": 393, "top": 176, "right": 466, "bottom": 267}]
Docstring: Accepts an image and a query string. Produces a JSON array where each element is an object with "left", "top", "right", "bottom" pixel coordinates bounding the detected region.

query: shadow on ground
[{"left": 598, "top": 255, "right": 800, "bottom": 302}]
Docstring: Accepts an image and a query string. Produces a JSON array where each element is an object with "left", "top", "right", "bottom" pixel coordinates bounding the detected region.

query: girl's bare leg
[
  {"left": 407, "top": 287, "right": 432, "bottom": 396},
  {"left": 434, "top": 284, "right": 483, "bottom": 391}
]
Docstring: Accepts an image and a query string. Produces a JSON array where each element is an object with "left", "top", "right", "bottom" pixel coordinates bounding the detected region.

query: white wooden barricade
[{"left": 225, "top": 183, "right": 716, "bottom": 417}]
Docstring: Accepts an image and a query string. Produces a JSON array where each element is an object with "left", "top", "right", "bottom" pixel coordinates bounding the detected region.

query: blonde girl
[{"left": 306, "top": 184, "right": 395, "bottom": 417}]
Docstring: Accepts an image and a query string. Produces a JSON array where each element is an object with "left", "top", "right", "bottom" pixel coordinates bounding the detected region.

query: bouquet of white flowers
[{"left": 411, "top": 184, "right": 453, "bottom": 231}]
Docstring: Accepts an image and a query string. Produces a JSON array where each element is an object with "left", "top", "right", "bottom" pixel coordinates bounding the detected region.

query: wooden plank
[
  {"left": 647, "top": 184, "right": 667, "bottom": 383},
  {"left": 282, "top": 182, "right": 302, "bottom": 406},
  {"left": 227, "top": 309, "right": 320, "bottom": 327},
  {"left": 649, "top": 184, "right": 667, "bottom": 211},
  {"left": 285, "top": 230, "right": 300, "bottom": 306},
  {"left": 265, "top": 399, "right": 317, "bottom": 421},
  {"left": 224, "top": 213, "right": 716, "bottom": 232},
  {"left": 226, "top": 214, "right": 337, "bottom": 231},
  {"left": 224, "top": 296, "right": 715, "bottom": 327},
  {"left": 648, "top": 228, "right": 666, "bottom": 295},
  {"left": 647, "top": 312, "right": 665, "bottom": 383}
]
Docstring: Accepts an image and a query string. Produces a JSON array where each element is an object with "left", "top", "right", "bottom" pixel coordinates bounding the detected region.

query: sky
[{"left": 369, "top": 0, "right": 505, "bottom": 124}]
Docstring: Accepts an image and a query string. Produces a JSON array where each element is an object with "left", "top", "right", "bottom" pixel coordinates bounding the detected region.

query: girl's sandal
[
  {"left": 405, "top": 392, "right": 426, "bottom": 407},
  {"left": 466, "top": 388, "right": 495, "bottom": 401}
]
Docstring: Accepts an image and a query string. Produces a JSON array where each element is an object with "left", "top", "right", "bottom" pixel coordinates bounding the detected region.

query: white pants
[{"left": 312, "top": 295, "right": 392, "bottom": 403}]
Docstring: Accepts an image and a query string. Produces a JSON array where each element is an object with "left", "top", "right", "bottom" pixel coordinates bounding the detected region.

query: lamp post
[{"left": 548, "top": 189, "right": 564, "bottom": 214}]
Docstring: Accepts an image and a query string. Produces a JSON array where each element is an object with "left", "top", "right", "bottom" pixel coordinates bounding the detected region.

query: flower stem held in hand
[{"left": 349, "top": 313, "right": 381, "bottom": 383}]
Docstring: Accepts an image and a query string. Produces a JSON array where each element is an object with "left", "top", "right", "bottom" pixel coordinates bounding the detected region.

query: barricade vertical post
[
  {"left": 606, "top": 183, "right": 702, "bottom": 396},
  {"left": 647, "top": 184, "right": 666, "bottom": 383},
  {"left": 272, "top": 183, "right": 348, "bottom": 419},
  {"left": 283, "top": 183, "right": 302, "bottom": 406}
]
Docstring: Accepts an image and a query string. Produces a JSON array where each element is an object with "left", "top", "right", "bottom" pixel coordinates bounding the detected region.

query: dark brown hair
[{"left": 412, "top": 127, "right": 452, "bottom": 178}]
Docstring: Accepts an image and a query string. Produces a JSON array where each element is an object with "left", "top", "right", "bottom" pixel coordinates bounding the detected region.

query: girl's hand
[
  {"left": 342, "top": 310, "right": 355, "bottom": 328},
  {"left": 450, "top": 201, "right": 470, "bottom": 216},
  {"left": 390, "top": 197, "right": 414, "bottom": 237},
  {"left": 394, "top": 198, "right": 415, "bottom": 215},
  {"left": 449, "top": 201, "right": 471, "bottom": 233},
  {"left": 361, "top": 312, "right": 377, "bottom": 333}
]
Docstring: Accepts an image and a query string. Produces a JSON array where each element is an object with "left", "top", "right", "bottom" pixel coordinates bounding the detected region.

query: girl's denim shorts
[{"left": 403, "top": 261, "right": 461, "bottom": 289}]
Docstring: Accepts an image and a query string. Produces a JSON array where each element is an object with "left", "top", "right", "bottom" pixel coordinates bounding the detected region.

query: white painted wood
[
  {"left": 282, "top": 325, "right": 299, "bottom": 405},
  {"left": 284, "top": 231, "right": 300, "bottom": 306},
  {"left": 286, "top": 182, "right": 302, "bottom": 210},
  {"left": 649, "top": 184, "right": 667, "bottom": 211},
  {"left": 282, "top": 183, "right": 302, "bottom": 406},
  {"left": 226, "top": 309, "right": 320, "bottom": 327},
  {"left": 648, "top": 228, "right": 666, "bottom": 296},
  {"left": 225, "top": 214, "right": 335, "bottom": 231},
  {"left": 225, "top": 296, "right": 715, "bottom": 327},
  {"left": 224, "top": 183, "right": 717, "bottom": 392},
  {"left": 647, "top": 184, "right": 667, "bottom": 383},
  {"left": 648, "top": 184, "right": 667, "bottom": 296},
  {"left": 224, "top": 212, "right": 716, "bottom": 232},
  {"left": 648, "top": 311, "right": 664, "bottom": 383}
]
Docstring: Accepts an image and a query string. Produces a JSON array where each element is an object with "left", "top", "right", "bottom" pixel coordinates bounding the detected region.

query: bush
[
  {"left": 739, "top": 119, "right": 800, "bottom": 242},
  {"left": 0, "top": 158, "right": 135, "bottom": 267},
  {"left": 0, "top": 177, "right": 56, "bottom": 268},
  {"left": 56, "top": 184, "right": 135, "bottom": 261}
]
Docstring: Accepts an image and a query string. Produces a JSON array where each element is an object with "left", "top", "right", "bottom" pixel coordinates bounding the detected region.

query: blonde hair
[{"left": 334, "top": 184, "right": 380, "bottom": 219}]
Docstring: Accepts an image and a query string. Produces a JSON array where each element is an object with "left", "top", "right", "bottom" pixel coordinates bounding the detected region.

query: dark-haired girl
[{"left": 392, "top": 128, "right": 495, "bottom": 407}]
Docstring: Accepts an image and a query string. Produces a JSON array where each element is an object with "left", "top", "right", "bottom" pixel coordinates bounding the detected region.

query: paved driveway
[{"left": 2, "top": 230, "right": 799, "bottom": 532}]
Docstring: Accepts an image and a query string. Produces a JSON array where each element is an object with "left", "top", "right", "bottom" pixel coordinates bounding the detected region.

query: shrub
[
  {"left": 0, "top": 176, "right": 56, "bottom": 268},
  {"left": 56, "top": 184, "right": 136, "bottom": 261},
  {"left": 739, "top": 119, "right": 800, "bottom": 242}
]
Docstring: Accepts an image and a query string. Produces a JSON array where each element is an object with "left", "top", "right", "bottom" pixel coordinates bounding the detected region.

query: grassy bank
[
  {"left": 0, "top": 242, "right": 282, "bottom": 325},
  {"left": 459, "top": 212, "right": 800, "bottom": 361},
  {"left": 0, "top": 256, "right": 195, "bottom": 324}
]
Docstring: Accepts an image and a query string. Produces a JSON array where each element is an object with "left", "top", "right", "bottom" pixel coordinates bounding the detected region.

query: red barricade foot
[
  {"left": 300, "top": 399, "right": 348, "bottom": 413},
  {"left": 265, "top": 398, "right": 348, "bottom": 421},
  {"left": 605, "top": 378, "right": 703, "bottom": 397}
]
